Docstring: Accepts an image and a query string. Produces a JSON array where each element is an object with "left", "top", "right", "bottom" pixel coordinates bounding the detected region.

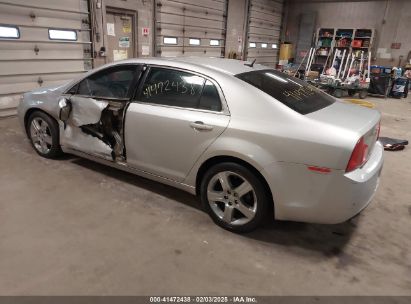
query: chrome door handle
[{"left": 190, "top": 121, "right": 213, "bottom": 131}]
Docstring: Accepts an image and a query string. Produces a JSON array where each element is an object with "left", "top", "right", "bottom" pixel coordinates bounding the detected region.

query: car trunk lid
[{"left": 307, "top": 100, "right": 380, "bottom": 166}]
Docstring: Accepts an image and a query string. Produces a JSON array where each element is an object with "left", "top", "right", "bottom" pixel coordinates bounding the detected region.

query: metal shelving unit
[{"left": 314, "top": 27, "right": 374, "bottom": 66}]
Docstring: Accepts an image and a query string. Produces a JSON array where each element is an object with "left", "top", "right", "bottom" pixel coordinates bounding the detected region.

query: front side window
[
  {"left": 67, "top": 83, "right": 79, "bottom": 95},
  {"left": 140, "top": 67, "right": 206, "bottom": 109},
  {"left": 77, "top": 65, "right": 136, "bottom": 99},
  {"left": 236, "top": 69, "right": 335, "bottom": 114}
]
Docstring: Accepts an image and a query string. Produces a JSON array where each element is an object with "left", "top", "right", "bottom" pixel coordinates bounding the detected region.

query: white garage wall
[
  {"left": 0, "top": 0, "right": 285, "bottom": 116},
  {"left": 155, "top": 0, "right": 228, "bottom": 58},
  {"left": 0, "top": 0, "right": 92, "bottom": 117},
  {"left": 90, "top": 0, "right": 154, "bottom": 68},
  {"left": 246, "top": 0, "right": 284, "bottom": 67}
]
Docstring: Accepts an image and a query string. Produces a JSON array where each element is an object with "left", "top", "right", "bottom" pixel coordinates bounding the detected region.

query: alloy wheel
[
  {"left": 30, "top": 117, "right": 52, "bottom": 154},
  {"left": 207, "top": 171, "right": 257, "bottom": 226}
]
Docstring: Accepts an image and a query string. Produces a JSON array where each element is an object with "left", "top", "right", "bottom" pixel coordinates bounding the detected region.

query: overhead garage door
[
  {"left": 155, "top": 0, "right": 228, "bottom": 58},
  {"left": 0, "top": 0, "right": 92, "bottom": 116},
  {"left": 246, "top": 0, "right": 283, "bottom": 67}
]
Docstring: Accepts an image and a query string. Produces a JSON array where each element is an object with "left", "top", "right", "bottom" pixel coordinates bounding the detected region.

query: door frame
[
  {"left": 105, "top": 7, "right": 138, "bottom": 60},
  {"left": 60, "top": 63, "right": 145, "bottom": 162}
]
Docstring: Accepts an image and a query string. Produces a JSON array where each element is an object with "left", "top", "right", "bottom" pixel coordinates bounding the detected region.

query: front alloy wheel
[
  {"left": 201, "top": 162, "right": 270, "bottom": 233},
  {"left": 27, "top": 111, "right": 62, "bottom": 159},
  {"left": 30, "top": 117, "right": 52, "bottom": 154}
]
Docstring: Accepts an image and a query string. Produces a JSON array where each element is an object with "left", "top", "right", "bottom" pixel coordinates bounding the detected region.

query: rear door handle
[{"left": 190, "top": 121, "right": 214, "bottom": 131}]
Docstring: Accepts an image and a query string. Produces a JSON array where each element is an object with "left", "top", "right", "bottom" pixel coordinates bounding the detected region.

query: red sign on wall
[
  {"left": 391, "top": 42, "right": 401, "bottom": 49},
  {"left": 142, "top": 27, "right": 149, "bottom": 36}
]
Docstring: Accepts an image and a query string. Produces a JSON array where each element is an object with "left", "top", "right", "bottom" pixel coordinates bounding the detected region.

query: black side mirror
[{"left": 58, "top": 97, "right": 72, "bottom": 122}]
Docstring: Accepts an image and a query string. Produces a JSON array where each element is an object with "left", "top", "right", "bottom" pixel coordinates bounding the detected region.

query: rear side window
[
  {"left": 199, "top": 80, "right": 222, "bottom": 111},
  {"left": 77, "top": 65, "right": 136, "bottom": 99},
  {"left": 236, "top": 69, "right": 335, "bottom": 114},
  {"left": 140, "top": 67, "right": 205, "bottom": 109}
]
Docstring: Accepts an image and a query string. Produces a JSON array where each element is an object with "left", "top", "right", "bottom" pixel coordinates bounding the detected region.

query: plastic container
[
  {"left": 352, "top": 40, "right": 362, "bottom": 47},
  {"left": 370, "top": 66, "right": 384, "bottom": 75},
  {"left": 279, "top": 43, "right": 293, "bottom": 60}
]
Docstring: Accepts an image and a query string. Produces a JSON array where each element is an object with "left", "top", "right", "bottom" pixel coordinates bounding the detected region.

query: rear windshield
[{"left": 236, "top": 69, "right": 335, "bottom": 114}]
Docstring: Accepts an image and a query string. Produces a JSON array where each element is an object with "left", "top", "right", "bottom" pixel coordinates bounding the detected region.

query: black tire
[
  {"left": 333, "top": 88, "right": 343, "bottom": 98},
  {"left": 200, "top": 162, "right": 270, "bottom": 233},
  {"left": 27, "top": 111, "right": 62, "bottom": 159},
  {"left": 348, "top": 89, "right": 356, "bottom": 97},
  {"left": 359, "top": 90, "right": 368, "bottom": 99}
]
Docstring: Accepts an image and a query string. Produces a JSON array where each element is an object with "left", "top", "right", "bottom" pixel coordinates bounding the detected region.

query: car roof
[{"left": 107, "top": 57, "right": 268, "bottom": 76}]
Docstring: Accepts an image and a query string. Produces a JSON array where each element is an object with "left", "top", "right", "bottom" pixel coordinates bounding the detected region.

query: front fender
[{"left": 18, "top": 84, "right": 68, "bottom": 132}]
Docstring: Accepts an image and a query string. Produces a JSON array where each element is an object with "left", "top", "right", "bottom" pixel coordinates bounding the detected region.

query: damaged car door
[
  {"left": 125, "top": 66, "right": 230, "bottom": 182},
  {"left": 60, "top": 64, "right": 142, "bottom": 161}
]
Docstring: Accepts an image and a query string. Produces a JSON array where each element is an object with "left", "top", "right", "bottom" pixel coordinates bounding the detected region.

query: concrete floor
[{"left": 0, "top": 96, "right": 410, "bottom": 296}]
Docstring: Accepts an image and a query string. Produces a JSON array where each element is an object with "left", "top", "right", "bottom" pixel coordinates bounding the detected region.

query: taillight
[{"left": 346, "top": 137, "right": 369, "bottom": 172}]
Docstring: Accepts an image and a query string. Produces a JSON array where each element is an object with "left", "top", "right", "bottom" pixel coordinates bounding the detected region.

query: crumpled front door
[{"left": 58, "top": 95, "right": 114, "bottom": 160}]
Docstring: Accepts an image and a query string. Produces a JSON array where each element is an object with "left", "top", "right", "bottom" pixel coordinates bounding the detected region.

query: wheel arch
[
  {"left": 24, "top": 108, "right": 55, "bottom": 136},
  {"left": 195, "top": 155, "right": 275, "bottom": 217}
]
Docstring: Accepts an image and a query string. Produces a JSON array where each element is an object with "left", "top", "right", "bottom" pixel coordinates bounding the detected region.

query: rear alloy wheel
[
  {"left": 201, "top": 162, "right": 269, "bottom": 233},
  {"left": 28, "top": 111, "right": 62, "bottom": 158}
]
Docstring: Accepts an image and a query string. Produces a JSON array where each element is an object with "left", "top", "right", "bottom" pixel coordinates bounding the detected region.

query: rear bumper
[{"left": 261, "top": 141, "right": 384, "bottom": 224}]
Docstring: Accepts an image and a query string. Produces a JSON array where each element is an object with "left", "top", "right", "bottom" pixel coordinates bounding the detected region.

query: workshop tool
[
  {"left": 366, "top": 51, "right": 371, "bottom": 82},
  {"left": 330, "top": 49, "right": 339, "bottom": 71},
  {"left": 359, "top": 51, "right": 364, "bottom": 77},
  {"left": 336, "top": 49, "right": 346, "bottom": 80},
  {"left": 321, "top": 40, "right": 336, "bottom": 75},
  {"left": 306, "top": 48, "right": 316, "bottom": 76},
  {"left": 305, "top": 48, "right": 314, "bottom": 73},
  {"left": 341, "top": 53, "right": 351, "bottom": 80},
  {"left": 344, "top": 54, "right": 356, "bottom": 80},
  {"left": 294, "top": 50, "right": 309, "bottom": 78}
]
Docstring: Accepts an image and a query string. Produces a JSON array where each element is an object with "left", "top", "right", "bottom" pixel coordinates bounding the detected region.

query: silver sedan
[{"left": 18, "top": 57, "right": 383, "bottom": 232}]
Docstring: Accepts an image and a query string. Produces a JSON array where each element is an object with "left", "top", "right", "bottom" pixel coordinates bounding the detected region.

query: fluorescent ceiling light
[
  {"left": 210, "top": 39, "right": 220, "bottom": 46},
  {"left": 49, "top": 29, "right": 77, "bottom": 41},
  {"left": 272, "top": 44, "right": 278, "bottom": 49},
  {"left": 261, "top": 43, "right": 268, "bottom": 48},
  {"left": 181, "top": 75, "right": 204, "bottom": 86},
  {"left": 288, "top": 78, "right": 303, "bottom": 87},
  {"left": 0, "top": 26, "right": 19, "bottom": 38},
  {"left": 189, "top": 38, "right": 200, "bottom": 46},
  {"left": 265, "top": 72, "right": 288, "bottom": 83},
  {"left": 249, "top": 42, "right": 256, "bottom": 48},
  {"left": 164, "top": 37, "right": 177, "bottom": 45}
]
